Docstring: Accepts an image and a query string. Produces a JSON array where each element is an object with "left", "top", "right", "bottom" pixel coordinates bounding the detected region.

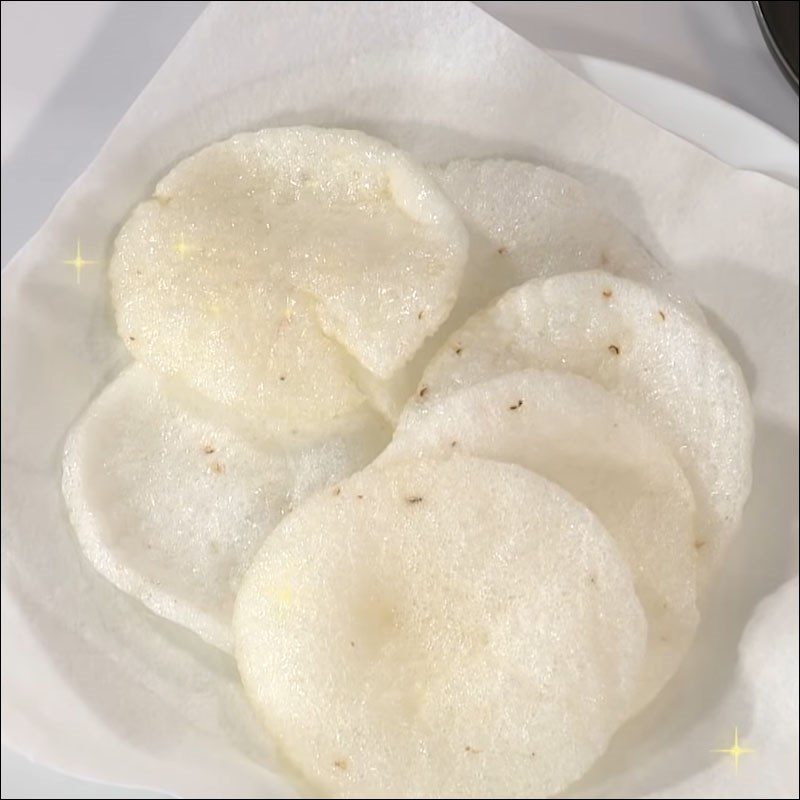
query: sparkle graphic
[
  {"left": 203, "top": 296, "right": 222, "bottom": 319},
  {"left": 277, "top": 300, "right": 294, "bottom": 331},
  {"left": 712, "top": 727, "right": 754, "bottom": 772},
  {"left": 63, "top": 240, "right": 97, "bottom": 284},
  {"left": 174, "top": 232, "right": 195, "bottom": 260},
  {"left": 276, "top": 586, "right": 293, "bottom": 605}
]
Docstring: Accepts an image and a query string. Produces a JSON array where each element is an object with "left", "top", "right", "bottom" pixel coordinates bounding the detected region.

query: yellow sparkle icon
[
  {"left": 276, "top": 586, "right": 293, "bottom": 606},
  {"left": 63, "top": 239, "right": 97, "bottom": 284},
  {"left": 202, "top": 293, "right": 222, "bottom": 318},
  {"left": 277, "top": 302, "right": 294, "bottom": 332},
  {"left": 174, "top": 232, "right": 194, "bottom": 260},
  {"left": 711, "top": 727, "right": 754, "bottom": 772}
]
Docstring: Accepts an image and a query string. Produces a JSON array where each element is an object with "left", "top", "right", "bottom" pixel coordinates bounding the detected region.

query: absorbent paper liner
[{"left": 2, "top": 2, "right": 798, "bottom": 797}]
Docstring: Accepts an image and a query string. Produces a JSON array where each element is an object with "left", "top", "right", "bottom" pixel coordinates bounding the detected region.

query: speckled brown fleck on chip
[
  {"left": 279, "top": 374, "right": 286, "bottom": 381},
  {"left": 453, "top": 345, "right": 463, "bottom": 355},
  {"left": 202, "top": 445, "right": 216, "bottom": 454},
  {"left": 508, "top": 399, "right": 523, "bottom": 411},
  {"left": 608, "top": 344, "right": 620, "bottom": 355},
  {"left": 417, "top": 310, "right": 425, "bottom": 320},
  {"left": 694, "top": 539, "right": 706, "bottom": 551},
  {"left": 332, "top": 486, "right": 342, "bottom": 496},
  {"left": 658, "top": 310, "right": 666, "bottom": 321},
  {"left": 406, "top": 495, "right": 423, "bottom": 504},
  {"left": 451, "top": 440, "right": 458, "bottom": 448},
  {"left": 210, "top": 461, "right": 225, "bottom": 475},
  {"left": 602, "top": 289, "right": 613, "bottom": 299},
  {"left": 497, "top": 246, "right": 507, "bottom": 255},
  {"left": 418, "top": 385, "right": 429, "bottom": 398},
  {"left": 333, "top": 758, "right": 348, "bottom": 770}
]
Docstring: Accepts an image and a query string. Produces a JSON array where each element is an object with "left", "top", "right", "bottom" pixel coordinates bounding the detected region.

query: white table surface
[{"left": 1, "top": 2, "right": 797, "bottom": 798}]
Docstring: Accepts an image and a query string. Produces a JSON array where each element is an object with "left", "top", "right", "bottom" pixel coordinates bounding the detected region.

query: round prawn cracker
[
  {"left": 61, "top": 364, "right": 390, "bottom": 651},
  {"left": 360, "top": 158, "right": 700, "bottom": 422},
  {"left": 110, "top": 127, "right": 468, "bottom": 428},
  {"left": 429, "top": 158, "right": 700, "bottom": 320},
  {"left": 234, "top": 456, "right": 646, "bottom": 798},
  {"left": 418, "top": 270, "right": 753, "bottom": 570},
  {"left": 380, "top": 369, "right": 698, "bottom": 709}
]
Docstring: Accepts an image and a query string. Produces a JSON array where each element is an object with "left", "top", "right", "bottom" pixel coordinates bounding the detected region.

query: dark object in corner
[{"left": 753, "top": 1, "right": 799, "bottom": 93}]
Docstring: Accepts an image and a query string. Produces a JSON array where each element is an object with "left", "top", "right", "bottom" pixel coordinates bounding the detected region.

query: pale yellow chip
[
  {"left": 234, "top": 456, "right": 646, "bottom": 798},
  {"left": 110, "top": 127, "right": 468, "bottom": 429},
  {"left": 62, "top": 364, "right": 390, "bottom": 651}
]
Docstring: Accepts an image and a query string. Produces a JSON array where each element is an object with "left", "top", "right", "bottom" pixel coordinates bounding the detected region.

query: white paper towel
[{"left": 1, "top": 2, "right": 797, "bottom": 797}]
